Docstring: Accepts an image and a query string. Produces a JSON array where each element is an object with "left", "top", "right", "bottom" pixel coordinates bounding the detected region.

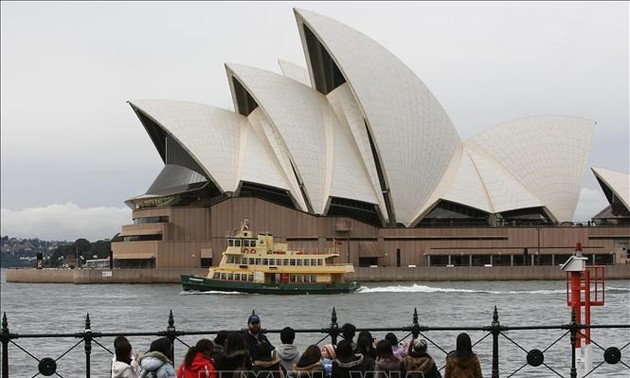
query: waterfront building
[{"left": 111, "top": 9, "right": 629, "bottom": 270}]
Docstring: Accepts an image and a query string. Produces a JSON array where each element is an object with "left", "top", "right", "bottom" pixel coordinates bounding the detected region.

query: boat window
[
  {"left": 304, "top": 259, "right": 310, "bottom": 266},
  {"left": 228, "top": 239, "right": 234, "bottom": 247},
  {"left": 268, "top": 259, "right": 275, "bottom": 265},
  {"left": 213, "top": 272, "right": 220, "bottom": 279},
  {"left": 234, "top": 273, "right": 240, "bottom": 281},
  {"left": 240, "top": 257, "right": 247, "bottom": 264},
  {"left": 296, "top": 259, "right": 302, "bottom": 266},
  {"left": 283, "top": 259, "right": 289, "bottom": 266},
  {"left": 311, "top": 259, "right": 317, "bottom": 266},
  {"left": 248, "top": 258, "right": 254, "bottom": 265},
  {"left": 255, "top": 258, "right": 262, "bottom": 265},
  {"left": 311, "top": 275, "right": 317, "bottom": 282},
  {"left": 318, "top": 259, "right": 323, "bottom": 266},
  {"left": 234, "top": 240, "right": 241, "bottom": 247},
  {"left": 262, "top": 258, "right": 268, "bottom": 265},
  {"left": 290, "top": 275, "right": 297, "bottom": 282},
  {"left": 228, "top": 273, "right": 234, "bottom": 280},
  {"left": 289, "top": 259, "right": 296, "bottom": 266},
  {"left": 221, "top": 273, "right": 227, "bottom": 280},
  {"left": 248, "top": 274, "right": 254, "bottom": 281}
]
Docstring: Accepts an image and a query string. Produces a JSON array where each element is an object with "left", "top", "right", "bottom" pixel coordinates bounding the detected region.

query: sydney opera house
[{"left": 111, "top": 9, "right": 629, "bottom": 271}]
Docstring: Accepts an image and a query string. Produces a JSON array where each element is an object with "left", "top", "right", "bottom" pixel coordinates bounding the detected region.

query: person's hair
[
  {"left": 149, "top": 337, "right": 173, "bottom": 361},
  {"left": 341, "top": 323, "right": 356, "bottom": 340},
  {"left": 376, "top": 340, "right": 396, "bottom": 362},
  {"left": 214, "top": 330, "right": 229, "bottom": 347},
  {"left": 384, "top": 333, "right": 398, "bottom": 347},
  {"left": 297, "top": 344, "right": 322, "bottom": 367},
  {"left": 114, "top": 336, "right": 132, "bottom": 365},
  {"left": 255, "top": 341, "right": 273, "bottom": 361},
  {"left": 356, "top": 331, "right": 375, "bottom": 357},
  {"left": 280, "top": 327, "right": 295, "bottom": 344},
  {"left": 185, "top": 339, "right": 214, "bottom": 368},
  {"left": 455, "top": 333, "right": 475, "bottom": 359},
  {"left": 224, "top": 332, "right": 247, "bottom": 355},
  {"left": 336, "top": 339, "right": 354, "bottom": 359}
]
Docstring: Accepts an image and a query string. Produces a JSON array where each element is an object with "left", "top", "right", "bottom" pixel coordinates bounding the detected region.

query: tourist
[
  {"left": 444, "top": 333, "right": 482, "bottom": 378},
  {"left": 214, "top": 331, "right": 229, "bottom": 359},
  {"left": 138, "top": 337, "right": 176, "bottom": 378},
  {"left": 355, "top": 330, "right": 377, "bottom": 359},
  {"left": 402, "top": 339, "right": 441, "bottom": 378},
  {"left": 242, "top": 313, "right": 274, "bottom": 360},
  {"left": 176, "top": 338, "right": 216, "bottom": 378},
  {"left": 374, "top": 340, "right": 402, "bottom": 378},
  {"left": 331, "top": 339, "right": 372, "bottom": 378},
  {"left": 384, "top": 333, "right": 407, "bottom": 360},
  {"left": 320, "top": 344, "right": 336, "bottom": 378},
  {"left": 292, "top": 345, "right": 324, "bottom": 378},
  {"left": 250, "top": 342, "right": 287, "bottom": 378},
  {"left": 340, "top": 324, "right": 356, "bottom": 350},
  {"left": 216, "top": 332, "right": 252, "bottom": 378},
  {"left": 273, "top": 327, "right": 301, "bottom": 372},
  {"left": 112, "top": 336, "right": 139, "bottom": 378}
]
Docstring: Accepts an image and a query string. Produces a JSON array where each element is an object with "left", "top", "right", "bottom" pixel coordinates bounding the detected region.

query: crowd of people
[{"left": 111, "top": 314, "right": 482, "bottom": 378}]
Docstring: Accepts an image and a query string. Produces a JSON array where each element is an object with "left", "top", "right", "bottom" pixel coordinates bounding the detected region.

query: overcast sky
[{"left": 1, "top": 2, "right": 628, "bottom": 241}]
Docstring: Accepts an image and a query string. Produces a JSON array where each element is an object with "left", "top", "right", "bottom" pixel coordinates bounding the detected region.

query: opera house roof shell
[{"left": 127, "top": 8, "right": 596, "bottom": 227}]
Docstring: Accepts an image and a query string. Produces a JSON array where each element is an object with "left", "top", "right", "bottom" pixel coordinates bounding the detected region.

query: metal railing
[{"left": 1, "top": 307, "right": 628, "bottom": 378}]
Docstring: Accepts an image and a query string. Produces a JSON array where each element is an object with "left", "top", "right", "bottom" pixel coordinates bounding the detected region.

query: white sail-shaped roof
[
  {"left": 128, "top": 99, "right": 291, "bottom": 195},
  {"left": 592, "top": 167, "right": 630, "bottom": 210},
  {"left": 127, "top": 9, "right": 599, "bottom": 228},
  {"left": 469, "top": 116, "right": 595, "bottom": 222},
  {"left": 295, "top": 8, "right": 462, "bottom": 225},
  {"left": 226, "top": 63, "right": 379, "bottom": 215}
]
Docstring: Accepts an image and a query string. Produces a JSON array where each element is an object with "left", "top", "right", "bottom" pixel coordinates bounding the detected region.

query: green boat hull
[{"left": 181, "top": 274, "right": 358, "bottom": 294}]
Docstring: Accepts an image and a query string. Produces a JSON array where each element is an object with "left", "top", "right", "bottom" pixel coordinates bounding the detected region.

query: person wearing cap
[
  {"left": 242, "top": 314, "right": 274, "bottom": 361},
  {"left": 320, "top": 344, "right": 336, "bottom": 378},
  {"left": 401, "top": 339, "right": 442, "bottom": 378}
]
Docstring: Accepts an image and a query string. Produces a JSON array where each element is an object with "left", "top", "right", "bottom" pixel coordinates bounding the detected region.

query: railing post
[
  {"left": 569, "top": 309, "right": 577, "bottom": 378},
  {"left": 166, "top": 310, "right": 176, "bottom": 360},
  {"left": 411, "top": 308, "right": 420, "bottom": 341},
  {"left": 491, "top": 306, "right": 500, "bottom": 378},
  {"left": 329, "top": 307, "right": 339, "bottom": 345},
  {"left": 2, "top": 312, "right": 9, "bottom": 378},
  {"left": 84, "top": 313, "right": 92, "bottom": 378}
]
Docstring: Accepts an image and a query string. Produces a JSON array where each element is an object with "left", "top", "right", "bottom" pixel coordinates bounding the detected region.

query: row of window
[
  {"left": 213, "top": 272, "right": 254, "bottom": 281},
  {"left": 212, "top": 272, "right": 319, "bottom": 283},
  {"left": 427, "top": 254, "right": 615, "bottom": 267},
  {"left": 226, "top": 256, "right": 324, "bottom": 266},
  {"left": 133, "top": 216, "right": 169, "bottom": 224},
  {"left": 228, "top": 239, "right": 258, "bottom": 247}
]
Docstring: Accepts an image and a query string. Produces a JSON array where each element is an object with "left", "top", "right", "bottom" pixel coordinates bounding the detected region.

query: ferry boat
[{"left": 181, "top": 219, "right": 358, "bottom": 294}]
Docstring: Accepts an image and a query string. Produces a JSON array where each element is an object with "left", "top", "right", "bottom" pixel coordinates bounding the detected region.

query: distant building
[{"left": 111, "top": 9, "right": 629, "bottom": 269}]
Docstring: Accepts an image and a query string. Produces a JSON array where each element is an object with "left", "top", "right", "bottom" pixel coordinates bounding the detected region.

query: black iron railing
[{"left": 1, "top": 307, "right": 628, "bottom": 378}]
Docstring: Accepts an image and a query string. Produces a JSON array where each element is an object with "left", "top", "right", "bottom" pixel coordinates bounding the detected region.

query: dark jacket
[
  {"left": 242, "top": 331, "right": 274, "bottom": 361},
  {"left": 375, "top": 357, "right": 402, "bottom": 378},
  {"left": 216, "top": 350, "right": 252, "bottom": 378},
  {"left": 444, "top": 352, "right": 481, "bottom": 378},
  {"left": 331, "top": 354, "right": 374, "bottom": 378},
  {"left": 291, "top": 361, "right": 324, "bottom": 378},
  {"left": 402, "top": 353, "right": 442, "bottom": 378},
  {"left": 250, "top": 357, "right": 287, "bottom": 378}
]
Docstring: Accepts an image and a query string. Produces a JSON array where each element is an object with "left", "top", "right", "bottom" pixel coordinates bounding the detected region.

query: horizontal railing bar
[{"left": 6, "top": 323, "right": 628, "bottom": 339}]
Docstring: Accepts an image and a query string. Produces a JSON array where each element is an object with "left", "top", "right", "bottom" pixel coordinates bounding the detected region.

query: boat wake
[
  {"left": 355, "top": 284, "right": 569, "bottom": 295},
  {"left": 356, "top": 284, "right": 630, "bottom": 295}
]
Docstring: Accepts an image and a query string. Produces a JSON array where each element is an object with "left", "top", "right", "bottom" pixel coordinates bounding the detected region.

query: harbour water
[{"left": 1, "top": 270, "right": 628, "bottom": 377}]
